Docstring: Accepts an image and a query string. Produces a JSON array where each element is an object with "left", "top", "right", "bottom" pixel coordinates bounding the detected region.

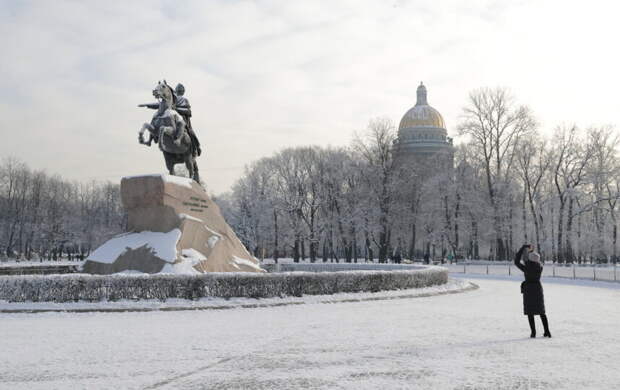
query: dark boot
[
  {"left": 541, "top": 314, "right": 551, "bottom": 338},
  {"left": 528, "top": 315, "right": 536, "bottom": 338}
]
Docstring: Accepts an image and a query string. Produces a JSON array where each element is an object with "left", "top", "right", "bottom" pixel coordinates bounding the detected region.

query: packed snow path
[{"left": 2, "top": 276, "right": 619, "bottom": 389}]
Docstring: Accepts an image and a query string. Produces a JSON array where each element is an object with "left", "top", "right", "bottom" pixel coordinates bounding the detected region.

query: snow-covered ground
[{"left": 2, "top": 276, "right": 620, "bottom": 389}]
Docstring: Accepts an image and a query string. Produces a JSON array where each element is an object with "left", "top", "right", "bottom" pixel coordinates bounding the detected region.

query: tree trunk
[
  {"left": 508, "top": 198, "right": 514, "bottom": 259},
  {"left": 577, "top": 213, "right": 582, "bottom": 263},
  {"left": 522, "top": 190, "right": 528, "bottom": 242},
  {"left": 309, "top": 209, "right": 317, "bottom": 263},
  {"left": 566, "top": 197, "right": 575, "bottom": 262},
  {"left": 613, "top": 221, "right": 618, "bottom": 262},
  {"left": 492, "top": 201, "right": 505, "bottom": 261},
  {"left": 529, "top": 200, "right": 542, "bottom": 259},
  {"left": 301, "top": 239, "right": 307, "bottom": 262},
  {"left": 409, "top": 222, "right": 417, "bottom": 260},
  {"left": 378, "top": 230, "right": 388, "bottom": 263},
  {"left": 454, "top": 193, "right": 460, "bottom": 255},
  {"left": 322, "top": 241, "right": 328, "bottom": 262},
  {"left": 550, "top": 205, "right": 555, "bottom": 262},
  {"left": 353, "top": 235, "right": 358, "bottom": 263},
  {"left": 293, "top": 238, "right": 300, "bottom": 263},
  {"left": 273, "top": 210, "right": 279, "bottom": 263},
  {"left": 469, "top": 219, "right": 479, "bottom": 259},
  {"left": 557, "top": 201, "right": 564, "bottom": 263}
]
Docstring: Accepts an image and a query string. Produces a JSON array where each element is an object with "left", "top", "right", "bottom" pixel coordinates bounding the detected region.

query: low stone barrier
[{"left": 0, "top": 265, "right": 447, "bottom": 303}]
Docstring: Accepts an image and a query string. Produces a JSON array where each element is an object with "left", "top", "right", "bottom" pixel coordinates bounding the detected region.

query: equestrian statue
[{"left": 138, "top": 80, "right": 201, "bottom": 182}]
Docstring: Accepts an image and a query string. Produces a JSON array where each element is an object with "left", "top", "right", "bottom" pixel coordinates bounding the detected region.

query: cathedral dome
[
  {"left": 398, "top": 83, "right": 445, "bottom": 130},
  {"left": 394, "top": 82, "right": 454, "bottom": 173}
]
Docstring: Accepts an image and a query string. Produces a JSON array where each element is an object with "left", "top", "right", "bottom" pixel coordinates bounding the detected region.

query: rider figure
[{"left": 174, "top": 84, "right": 201, "bottom": 156}]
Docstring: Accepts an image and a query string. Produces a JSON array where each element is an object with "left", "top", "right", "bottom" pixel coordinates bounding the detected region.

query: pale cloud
[{"left": 1, "top": 0, "right": 619, "bottom": 193}]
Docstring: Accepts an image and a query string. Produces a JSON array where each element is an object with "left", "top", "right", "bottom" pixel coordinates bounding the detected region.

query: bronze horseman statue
[{"left": 138, "top": 80, "right": 201, "bottom": 182}]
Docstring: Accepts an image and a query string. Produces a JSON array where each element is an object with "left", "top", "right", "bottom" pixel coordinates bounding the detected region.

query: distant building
[
  {"left": 394, "top": 82, "right": 455, "bottom": 260},
  {"left": 394, "top": 82, "right": 454, "bottom": 175}
]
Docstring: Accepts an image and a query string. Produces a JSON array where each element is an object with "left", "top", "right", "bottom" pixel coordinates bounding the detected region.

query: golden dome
[{"left": 399, "top": 83, "right": 446, "bottom": 130}]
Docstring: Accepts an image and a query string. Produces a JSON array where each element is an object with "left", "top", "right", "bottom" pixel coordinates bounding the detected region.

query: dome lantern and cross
[{"left": 398, "top": 82, "right": 446, "bottom": 130}]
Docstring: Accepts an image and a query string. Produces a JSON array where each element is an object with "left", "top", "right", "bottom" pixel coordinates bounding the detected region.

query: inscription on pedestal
[{"left": 183, "top": 196, "right": 209, "bottom": 213}]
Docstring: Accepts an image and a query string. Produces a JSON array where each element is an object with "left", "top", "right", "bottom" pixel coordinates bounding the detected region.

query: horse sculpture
[{"left": 138, "top": 81, "right": 200, "bottom": 182}]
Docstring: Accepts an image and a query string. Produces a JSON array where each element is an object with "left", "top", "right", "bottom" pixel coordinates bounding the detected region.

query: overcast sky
[{"left": 1, "top": 0, "right": 618, "bottom": 194}]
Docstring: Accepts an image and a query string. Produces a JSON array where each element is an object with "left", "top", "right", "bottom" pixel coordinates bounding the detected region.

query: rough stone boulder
[{"left": 83, "top": 175, "right": 264, "bottom": 274}]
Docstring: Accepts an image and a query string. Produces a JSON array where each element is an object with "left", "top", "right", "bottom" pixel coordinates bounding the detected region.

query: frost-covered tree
[
  {"left": 0, "top": 158, "right": 124, "bottom": 261},
  {"left": 457, "top": 87, "right": 537, "bottom": 260},
  {"left": 352, "top": 118, "right": 400, "bottom": 263}
]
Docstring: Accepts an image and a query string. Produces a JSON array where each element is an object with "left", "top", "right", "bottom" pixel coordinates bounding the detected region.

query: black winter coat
[{"left": 514, "top": 246, "right": 546, "bottom": 315}]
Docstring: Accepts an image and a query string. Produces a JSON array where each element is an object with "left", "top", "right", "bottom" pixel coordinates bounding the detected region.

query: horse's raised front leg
[{"left": 139, "top": 123, "right": 154, "bottom": 146}]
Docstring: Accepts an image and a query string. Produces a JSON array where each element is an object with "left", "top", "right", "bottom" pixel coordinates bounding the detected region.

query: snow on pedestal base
[{"left": 83, "top": 174, "right": 264, "bottom": 274}]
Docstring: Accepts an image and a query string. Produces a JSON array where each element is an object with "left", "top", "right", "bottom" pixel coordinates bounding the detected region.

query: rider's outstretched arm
[{"left": 138, "top": 103, "right": 160, "bottom": 110}]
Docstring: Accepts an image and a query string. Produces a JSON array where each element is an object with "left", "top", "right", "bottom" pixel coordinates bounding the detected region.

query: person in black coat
[{"left": 514, "top": 244, "right": 551, "bottom": 338}]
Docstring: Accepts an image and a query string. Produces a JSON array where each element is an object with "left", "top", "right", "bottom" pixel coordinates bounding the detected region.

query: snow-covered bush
[{"left": 0, "top": 266, "right": 447, "bottom": 303}]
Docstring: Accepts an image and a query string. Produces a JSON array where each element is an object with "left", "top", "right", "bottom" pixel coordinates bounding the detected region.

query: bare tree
[
  {"left": 586, "top": 126, "right": 620, "bottom": 260},
  {"left": 458, "top": 87, "right": 537, "bottom": 260},
  {"left": 516, "top": 138, "right": 552, "bottom": 258},
  {"left": 551, "top": 125, "right": 594, "bottom": 262},
  {"left": 352, "top": 118, "right": 398, "bottom": 263}
]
